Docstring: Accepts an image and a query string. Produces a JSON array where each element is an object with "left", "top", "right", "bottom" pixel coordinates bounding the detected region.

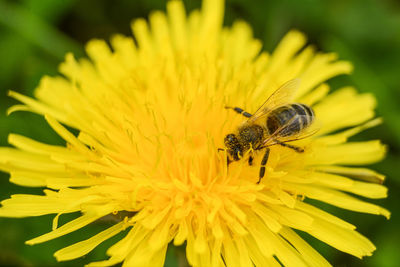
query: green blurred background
[{"left": 0, "top": 0, "right": 399, "bottom": 266}]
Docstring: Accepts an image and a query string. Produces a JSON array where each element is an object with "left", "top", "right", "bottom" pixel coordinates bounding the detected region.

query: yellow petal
[
  {"left": 0, "top": 194, "right": 72, "bottom": 217},
  {"left": 285, "top": 184, "right": 390, "bottom": 218},
  {"left": 26, "top": 213, "right": 105, "bottom": 245},
  {"left": 54, "top": 221, "right": 128, "bottom": 261},
  {"left": 307, "top": 217, "right": 376, "bottom": 258},
  {"left": 310, "top": 171, "right": 388, "bottom": 199},
  {"left": 279, "top": 227, "right": 331, "bottom": 267},
  {"left": 7, "top": 90, "right": 68, "bottom": 122},
  {"left": 315, "top": 165, "right": 385, "bottom": 184},
  {"left": 309, "top": 140, "right": 386, "bottom": 165},
  {"left": 315, "top": 87, "right": 376, "bottom": 134},
  {"left": 295, "top": 201, "right": 356, "bottom": 230}
]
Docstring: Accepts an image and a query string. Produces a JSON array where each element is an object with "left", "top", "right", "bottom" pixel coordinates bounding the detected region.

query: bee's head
[{"left": 224, "top": 133, "right": 243, "bottom": 161}]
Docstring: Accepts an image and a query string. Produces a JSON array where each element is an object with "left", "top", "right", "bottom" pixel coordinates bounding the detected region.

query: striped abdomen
[{"left": 266, "top": 103, "right": 314, "bottom": 137}]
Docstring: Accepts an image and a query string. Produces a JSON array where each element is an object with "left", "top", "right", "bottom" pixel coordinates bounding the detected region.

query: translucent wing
[
  {"left": 247, "top": 78, "right": 301, "bottom": 124},
  {"left": 262, "top": 114, "right": 319, "bottom": 147}
]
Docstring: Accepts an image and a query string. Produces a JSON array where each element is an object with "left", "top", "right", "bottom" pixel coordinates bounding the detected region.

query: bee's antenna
[{"left": 224, "top": 106, "right": 252, "bottom": 118}]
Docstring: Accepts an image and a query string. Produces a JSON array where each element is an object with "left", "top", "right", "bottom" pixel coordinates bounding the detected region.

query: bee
[{"left": 222, "top": 79, "right": 317, "bottom": 184}]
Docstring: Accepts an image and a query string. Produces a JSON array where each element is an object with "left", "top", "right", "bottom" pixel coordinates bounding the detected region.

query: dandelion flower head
[{"left": 0, "top": 0, "right": 390, "bottom": 266}]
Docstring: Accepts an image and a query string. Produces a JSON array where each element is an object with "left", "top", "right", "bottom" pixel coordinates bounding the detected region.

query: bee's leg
[
  {"left": 257, "top": 147, "right": 270, "bottom": 184},
  {"left": 225, "top": 106, "right": 252, "bottom": 118},
  {"left": 248, "top": 155, "right": 254, "bottom": 166},
  {"left": 217, "top": 148, "right": 232, "bottom": 165},
  {"left": 277, "top": 142, "right": 304, "bottom": 153}
]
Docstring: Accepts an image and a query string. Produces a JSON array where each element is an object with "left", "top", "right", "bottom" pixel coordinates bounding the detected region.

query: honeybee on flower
[{"left": 223, "top": 78, "right": 318, "bottom": 184}]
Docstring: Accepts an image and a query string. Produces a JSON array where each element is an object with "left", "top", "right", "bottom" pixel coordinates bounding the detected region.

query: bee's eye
[{"left": 224, "top": 134, "right": 236, "bottom": 144}]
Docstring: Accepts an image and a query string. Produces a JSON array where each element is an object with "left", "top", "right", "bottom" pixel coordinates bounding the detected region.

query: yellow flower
[{"left": 0, "top": 0, "right": 390, "bottom": 266}]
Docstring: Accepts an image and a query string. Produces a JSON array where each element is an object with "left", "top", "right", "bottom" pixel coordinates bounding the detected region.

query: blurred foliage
[{"left": 0, "top": 0, "right": 399, "bottom": 266}]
